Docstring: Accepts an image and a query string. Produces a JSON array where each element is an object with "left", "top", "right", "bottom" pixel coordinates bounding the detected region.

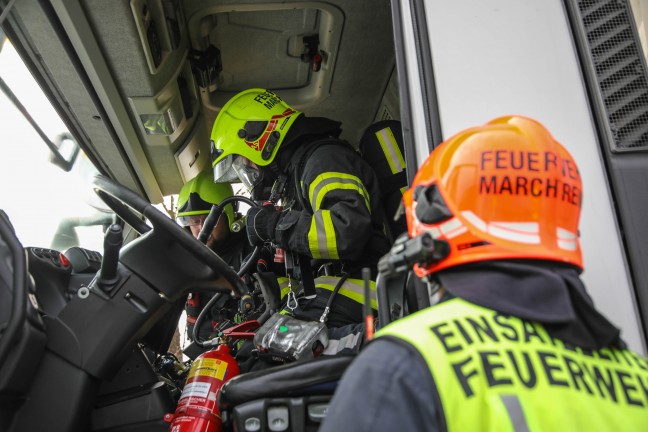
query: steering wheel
[
  {"left": 196, "top": 194, "right": 261, "bottom": 275},
  {"left": 91, "top": 175, "right": 246, "bottom": 297}
]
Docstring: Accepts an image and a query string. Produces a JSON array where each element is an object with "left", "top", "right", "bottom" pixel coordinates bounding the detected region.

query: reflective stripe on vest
[
  {"left": 315, "top": 276, "right": 377, "bottom": 310},
  {"left": 376, "top": 298, "right": 648, "bottom": 431}
]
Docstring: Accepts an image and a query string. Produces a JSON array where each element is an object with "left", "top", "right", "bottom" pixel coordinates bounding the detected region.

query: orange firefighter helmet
[{"left": 403, "top": 115, "right": 583, "bottom": 277}]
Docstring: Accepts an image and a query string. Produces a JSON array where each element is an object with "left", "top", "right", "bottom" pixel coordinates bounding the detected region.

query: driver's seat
[
  {"left": 218, "top": 355, "right": 355, "bottom": 432},
  {"left": 0, "top": 211, "right": 47, "bottom": 429}
]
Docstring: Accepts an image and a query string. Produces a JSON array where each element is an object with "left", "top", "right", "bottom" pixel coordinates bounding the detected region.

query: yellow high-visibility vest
[{"left": 377, "top": 298, "right": 648, "bottom": 431}]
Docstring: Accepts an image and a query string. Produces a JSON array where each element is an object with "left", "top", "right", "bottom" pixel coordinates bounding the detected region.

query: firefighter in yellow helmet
[
  {"left": 176, "top": 171, "right": 250, "bottom": 341},
  {"left": 321, "top": 116, "right": 648, "bottom": 431},
  {"left": 211, "top": 88, "right": 390, "bottom": 332}
]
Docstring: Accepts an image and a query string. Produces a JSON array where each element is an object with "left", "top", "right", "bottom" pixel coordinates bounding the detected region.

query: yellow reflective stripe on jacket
[
  {"left": 309, "top": 172, "right": 370, "bottom": 211},
  {"left": 377, "top": 298, "right": 648, "bottom": 431},
  {"left": 376, "top": 127, "right": 405, "bottom": 174},
  {"left": 278, "top": 277, "right": 291, "bottom": 300},
  {"left": 307, "top": 210, "right": 339, "bottom": 259},
  {"left": 315, "top": 276, "right": 377, "bottom": 309}
]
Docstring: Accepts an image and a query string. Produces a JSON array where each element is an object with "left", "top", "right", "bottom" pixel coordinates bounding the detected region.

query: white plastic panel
[
  {"left": 187, "top": 2, "right": 343, "bottom": 112},
  {"left": 416, "top": 0, "right": 645, "bottom": 353}
]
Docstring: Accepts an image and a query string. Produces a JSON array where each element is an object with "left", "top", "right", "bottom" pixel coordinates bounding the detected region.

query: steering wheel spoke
[{"left": 92, "top": 175, "right": 246, "bottom": 297}]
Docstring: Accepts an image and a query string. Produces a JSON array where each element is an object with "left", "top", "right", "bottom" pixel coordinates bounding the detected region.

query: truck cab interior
[
  {"left": 2, "top": 1, "right": 648, "bottom": 431},
  {"left": 0, "top": 1, "right": 400, "bottom": 431}
]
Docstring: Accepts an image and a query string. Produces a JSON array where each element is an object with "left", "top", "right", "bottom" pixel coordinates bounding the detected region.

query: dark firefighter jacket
[
  {"left": 270, "top": 116, "right": 392, "bottom": 326},
  {"left": 275, "top": 141, "right": 390, "bottom": 271}
]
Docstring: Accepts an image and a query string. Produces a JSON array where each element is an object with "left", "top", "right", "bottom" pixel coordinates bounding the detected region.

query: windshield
[{"left": 0, "top": 37, "right": 113, "bottom": 252}]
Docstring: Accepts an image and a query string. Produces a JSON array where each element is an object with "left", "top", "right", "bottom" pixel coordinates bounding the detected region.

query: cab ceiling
[
  {"left": 86, "top": 0, "right": 395, "bottom": 195},
  {"left": 8, "top": 0, "right": 395, "bottom": 199}
]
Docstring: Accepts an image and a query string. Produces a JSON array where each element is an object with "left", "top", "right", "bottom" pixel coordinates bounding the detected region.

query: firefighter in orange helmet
[{"left": 321, "top": 116, "right": 648, "bottom": 431}]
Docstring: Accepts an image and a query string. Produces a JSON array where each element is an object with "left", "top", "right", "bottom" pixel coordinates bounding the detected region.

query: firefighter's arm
[{"left": 275, "top": 152, "right": 373, "bottom": 260}]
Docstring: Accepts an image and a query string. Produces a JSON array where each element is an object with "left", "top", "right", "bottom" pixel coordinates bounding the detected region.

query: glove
[{"left": 246, "top": 205, "right": 281, "bottom": 246}]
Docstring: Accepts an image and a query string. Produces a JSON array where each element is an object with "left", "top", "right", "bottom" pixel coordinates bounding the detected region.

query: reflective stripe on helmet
[
  {"left": 557, "top": 227, "right": 578, "bottom": 251},
  {"left": 438, "top": 216, "right": 468, "bottom": 239},
  {"left": 461, "top": 210, "right": 541, "bottom": 244}
]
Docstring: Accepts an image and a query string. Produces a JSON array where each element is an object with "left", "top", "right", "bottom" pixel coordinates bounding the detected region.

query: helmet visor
[
  {"left": 177, "top": 213, "right": 208, "bottom": 227},
  {"left": 232, "top": 156, "right": 263, "bottom": 192},
  {"left": 177, "top": 212, "right": 225, "bottom": 228},
  {"left": 213, "top": 153, "right": 240, "bottom": 183}
]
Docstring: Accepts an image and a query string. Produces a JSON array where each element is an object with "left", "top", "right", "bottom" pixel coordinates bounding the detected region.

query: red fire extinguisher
[{"left": 165, "top": 344, "right": 240, "bottom": 432}]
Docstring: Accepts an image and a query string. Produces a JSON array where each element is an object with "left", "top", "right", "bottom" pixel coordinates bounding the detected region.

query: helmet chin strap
[
  {"left": 250, "top": 182, "right": 266, "bottom": 201},
  {"left": 268, "top": 160, "right": 282, "bottom": 177},
  {"left": 426, "top": 279, "right": 444, "bottom": 305}
]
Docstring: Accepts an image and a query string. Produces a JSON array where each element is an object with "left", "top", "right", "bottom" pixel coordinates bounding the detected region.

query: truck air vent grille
[
  {"left": 379, "top": 106, "right": 393, "bottom": 121},
  {"left": 578, "top": 0, "right": 648, "bottom": 151}
]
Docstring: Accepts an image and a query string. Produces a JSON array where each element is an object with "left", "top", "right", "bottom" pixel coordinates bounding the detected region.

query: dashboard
[{"left": 28, "top": 246, "right": 102, "bottom": 316}]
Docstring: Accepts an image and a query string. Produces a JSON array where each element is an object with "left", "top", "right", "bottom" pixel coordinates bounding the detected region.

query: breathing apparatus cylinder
[{"left": 165, "top": 344, "right": 240, "bottom": 432}]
